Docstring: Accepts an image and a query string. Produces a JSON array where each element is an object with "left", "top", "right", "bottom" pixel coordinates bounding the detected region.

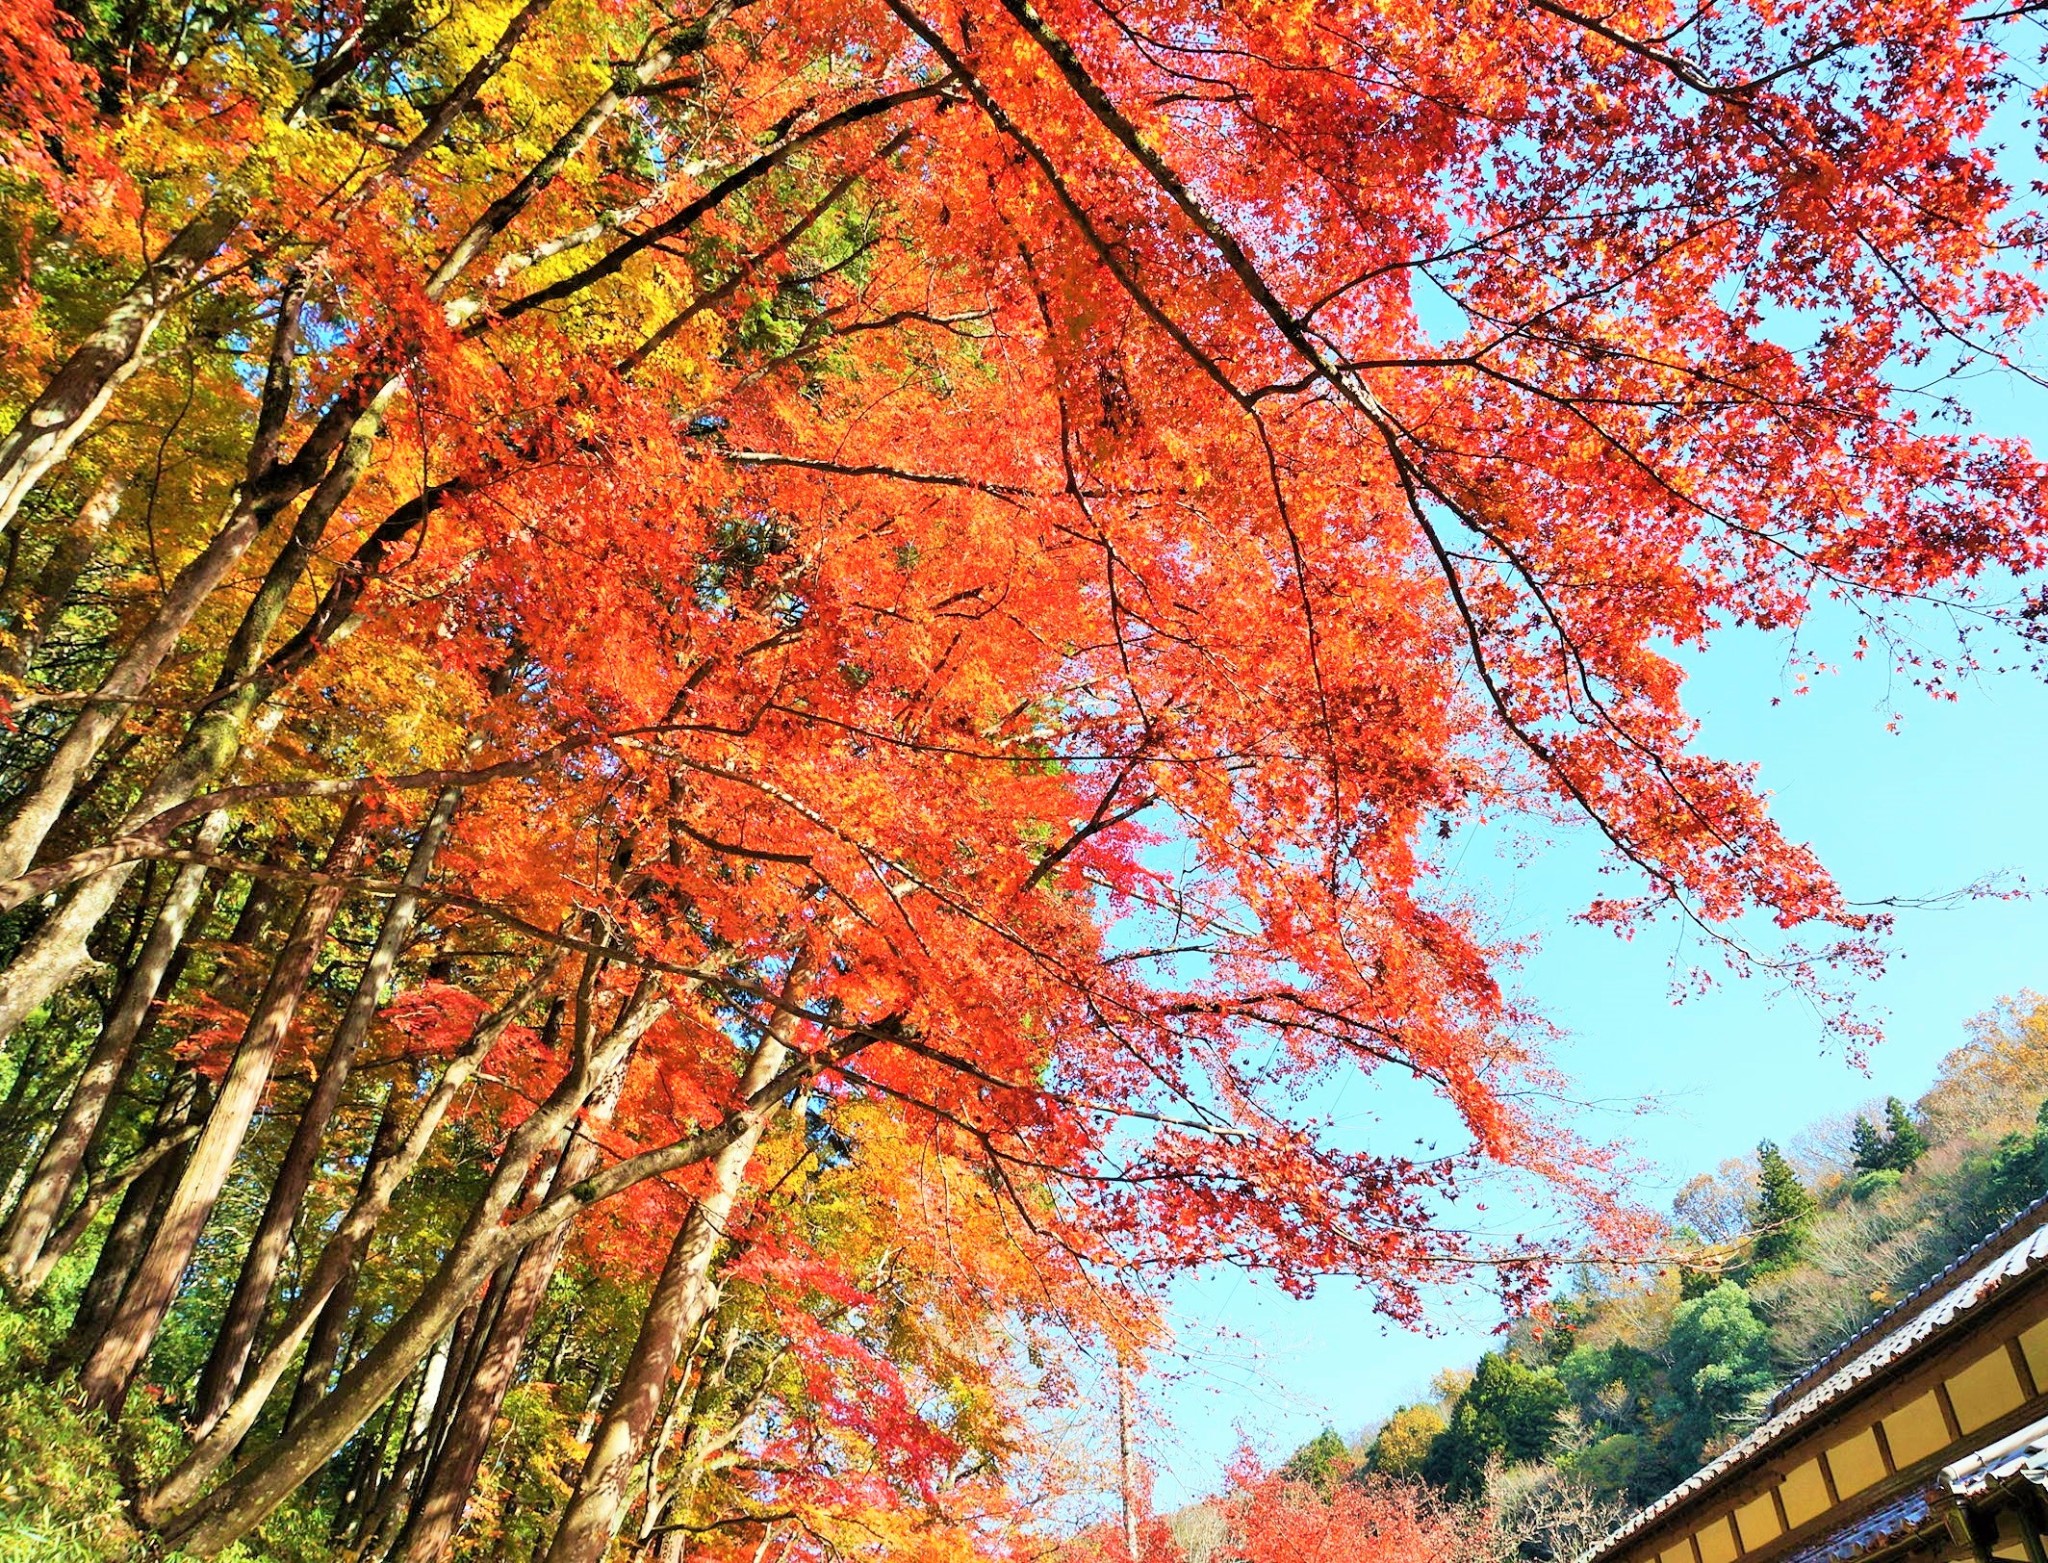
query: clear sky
[{"left": 1137, "top": 369, "right": 2048, "bottom": 1503}]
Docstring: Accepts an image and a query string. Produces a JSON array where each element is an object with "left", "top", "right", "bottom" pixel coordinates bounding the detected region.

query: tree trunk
[
  {"left": 0, "top": 355, "right": 388, "bottom": 904},
  {"left": 158, "top": 981, "right": 676, "bottom": 1556},
  {"left": 544, "top": 952, "right": 814, "bottom": 1563},
  {"left": 0, "top": 884, "right": 119, "bottom": 1055},
  {"left": 285, "top": 1078, "right": 407, "bottom": 1430},
  {"left": 61, "top": 1069, "right": 208, "bottom": 1358},
  {"left": 0, "top": 473, "right": 125, "bottom": 681},
  {"left": 0, "top": 204, "right": 242, "bottom": 538},
  {"left": 398, "top": 1053, "right": 637, "bottom": 1562},
  {"left": 331, "top": 1380, "right": 408, "bottom": 1546},
  {"left": 138, "top": 960, "right": 572, "bottom": 1520},
  {"left": 356, "top": 1316, "right": 468, "bottom": 1557},
  {"left": 74, "top": 801, "right": 372, "bottom": 1414},
  {"left": 29, "top": 1119, "right": 200, "bottom": 1284},
  {"left": 0, "top": 0, "right": 537, "bottom": 546},
  {"left": 0, "top": 813, "right": 226, "bottom": 1291},
  {"left": 192, "top": 790, "right": 459, "bottom": 1433}
]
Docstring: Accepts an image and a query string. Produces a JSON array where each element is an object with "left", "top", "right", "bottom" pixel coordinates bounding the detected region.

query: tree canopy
[{"left": 2, "top": 0, "right": 2048, "bottom": 1554}]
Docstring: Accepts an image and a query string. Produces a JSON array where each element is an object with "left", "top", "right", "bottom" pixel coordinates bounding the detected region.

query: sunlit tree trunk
[
  {"left": 62, "top": 1068, "right": 208, "bottom": 1359},
  {"left": 544, "top": 951, "right": 814, "bottom": 1563},
  {"left": 0, "top": 207, "right": 242, "bottom": 538},
  {"left": 75, "top": 801, "right": 372, "bottom": 1413},
  {"left": 156, "top": 981, "right": 714, "bottom": 1554},
  {"left": 0, "top": 814, "right": 225, "bottom": 1291},
  {"left": 286, "top": 1077, "right": 407, "bottom": 1431},
  {"left": 398, "top": 1051, "right": 633, "bottom": 1562},
  {"left": 140, "top": 961, "right": 567, "bottom": 1520},
  {"left": 193, "top": 790, "right": 458, "bottom": 1433}
]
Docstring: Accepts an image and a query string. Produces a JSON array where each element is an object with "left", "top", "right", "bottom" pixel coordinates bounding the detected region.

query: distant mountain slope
[{"left": 1226, "top": 994, "right": 2048, "bottom": 1562}]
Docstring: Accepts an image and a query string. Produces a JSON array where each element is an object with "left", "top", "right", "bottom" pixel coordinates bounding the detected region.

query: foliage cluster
[{"left": 3, "top": 0, "right": 2048, "bottom": 1555}]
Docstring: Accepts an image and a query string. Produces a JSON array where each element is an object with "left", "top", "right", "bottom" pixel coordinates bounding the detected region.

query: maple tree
[
  {"left": 1201, "top": 1453, "right": 1487, "bottom": 1563},
  {"left": 1057, "top": 1449, "right": 1490, "bottom": 1563},
  {"left": 0, "top": 0, "right": 2044, "bottom": 1553}
]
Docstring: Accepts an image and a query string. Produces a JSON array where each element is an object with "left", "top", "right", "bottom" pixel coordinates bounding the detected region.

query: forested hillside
[{"left": 1176, "top": 997, "right": 2048, "bottom": 1563}]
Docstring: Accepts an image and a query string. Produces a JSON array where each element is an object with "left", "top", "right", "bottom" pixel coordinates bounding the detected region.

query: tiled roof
[
  {"left": 1578, "top": 1196, "right": 2048, "bottom": 1563},
  {"left": 1781, "top": 1488, "right": 1935, "bottom": 1563},
  {"left": 1942, "top": 1409, "right": 2048, "bottom": 1498}
]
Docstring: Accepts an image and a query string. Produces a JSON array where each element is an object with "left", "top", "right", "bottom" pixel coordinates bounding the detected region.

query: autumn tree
[
  {"left": 1369, "top": 1406, "right": 1449, "bottom": 1480},
  {"left": 1197, "top": 1454, "right": 1488, "bottom": 1563},
  {"left": 1, "top": 0, "right": 2047, "bottom": 1552}
]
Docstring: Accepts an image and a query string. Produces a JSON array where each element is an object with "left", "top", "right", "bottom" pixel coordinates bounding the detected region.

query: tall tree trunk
[
  {"left": 356, "top": 1317, "right": 468, "bottom": 1558},
  {"left": 158, "top": 979, "right": 684, "bottom": 1555},
  {"left": 397, "top": 1050, "right": 637, "bottom": 1562},
  {"left": 0, "top": 813, "right": 226, "bottom": 1291},
  {"left": 1118, "top": 1360, "right": 1141, "bottom": 1563},
  {"left": 0, "top": 473, "right": 125, "bottom": 682},
  {"left": 286, "top": 1077, "right": 407, "bottom": 1431},
  {"left": 0, "top": 204, "right": 243, "bottom": 538},
  {"left": 0, "top": 381, "right": 386, "bottom": 900},
  {"left": 138, "top": 959, "right": 576, "bottom": 1520},
  {"left": 0, "top": 0, "right": 551, "bottom": 544},
  {"left": 193, "top": 790, "right": 459, "bottom": 1433},
  {"left": 544, "top": 952, "right": 815, "bottom": 1563},
  {"left": 28, "top": 1117, "right": 201, "bottom": 1284},
  {"left": 62, "top": 1069, "right": 208, "bottom": 1358},
  {"left": 74, "top": 801, "right": 372, "bottom": 1414}
]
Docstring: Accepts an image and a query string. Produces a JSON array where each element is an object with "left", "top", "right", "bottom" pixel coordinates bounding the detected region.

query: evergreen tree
[
  {"left": 1421, "top": 1352, "right": 1568, "bottom": 1498},
  {"left": 1975, "top": 1099, "right": 2048, "bottom": 1223},
  {"left": 1662, "top": 1283, "right": 1775, "bottom": 1464},
  {"left": 1750, "top": 1141, "right": 1816, "bottom": 1274},
  {"left": 1883, "top": 1098, "right": 1929, "bottom": 1171},
  {"left": 1850, "top": 1115, "right": 1888, "bottom": 1173},
  {"left": 1281, "top": 1427, "right": 1354, "bottom": 1495}
]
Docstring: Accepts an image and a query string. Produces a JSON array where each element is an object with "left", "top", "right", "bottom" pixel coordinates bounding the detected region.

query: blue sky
[
  {"left": 1139, "top": 400, "right": 2048, "bottom": 1503},
  {"left": 1115, "top": 48, "right": 2048, "bottom": 1495}
]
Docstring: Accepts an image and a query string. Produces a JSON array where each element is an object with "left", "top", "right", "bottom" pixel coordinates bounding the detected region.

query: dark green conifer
[
  {"left": 1883, "top": 1097, "right": 1929, "bottom": 1171},
  {"left": 1421, "top": 1352, "right": 1567, "bottom": 1498},
  {"left": 1751, "top": 1140, "right": 1815, "bottom": 1274}
]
